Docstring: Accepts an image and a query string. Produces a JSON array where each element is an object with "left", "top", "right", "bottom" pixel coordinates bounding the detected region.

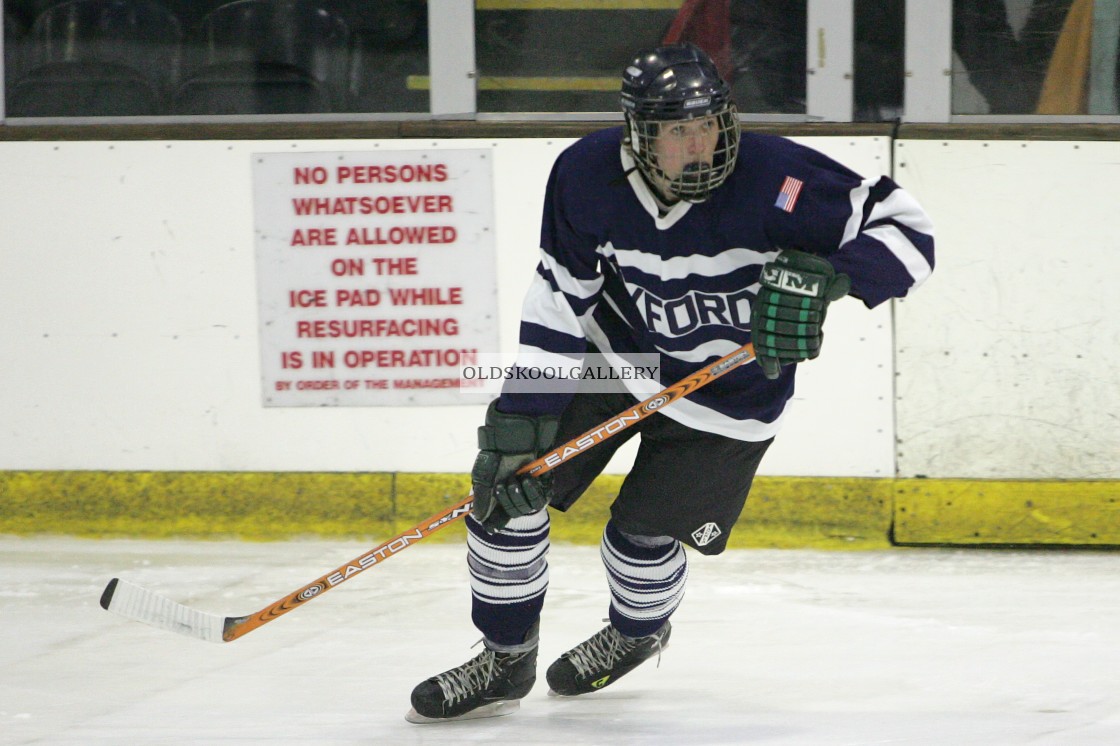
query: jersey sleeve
[
  {"left": 768, "top": 145, "right": 935, "bottom": 308},
  {"left": 497, "top": 146, "right": 605, "bottom": 416}
]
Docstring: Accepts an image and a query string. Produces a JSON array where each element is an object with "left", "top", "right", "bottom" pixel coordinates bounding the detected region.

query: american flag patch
[{"left": 774, "top": 176, "right": 804, "bottom": 213}]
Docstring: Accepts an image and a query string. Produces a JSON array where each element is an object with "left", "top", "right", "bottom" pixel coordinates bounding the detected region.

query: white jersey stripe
[
  {"left": 609, "top": 244, "right": 775, "bottom": 281},
  {"left": 841, "top": 178, "right": 875, "bottom": 247},
  {"left": 654, "top": 338, "right": 745, "bottom": 363},
  {"left": 657, "top": 394, "right": 786, "bottom": 442},
  {"left": 539, "top": 250, "right": 603, "bottom": 300},
  {"left": 864, "top": 224, "right": 934, "bottom": 288},
  {"left": 868, "top": 186, "right": 935, "bottom": 235},
  {"left": 520, "top": 274, "right": 587, "bottom": 338}
]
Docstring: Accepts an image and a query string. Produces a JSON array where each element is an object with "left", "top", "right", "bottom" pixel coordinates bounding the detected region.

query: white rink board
[
  {"left": 893, "top": 139, "right": 1120, "bottom": 479},
  {"left": 0, "top": 135, "right": 894, "bottom": 476}
]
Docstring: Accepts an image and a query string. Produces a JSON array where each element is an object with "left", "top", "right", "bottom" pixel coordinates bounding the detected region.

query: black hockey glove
[
  {"left": 751, "top": 249, "right": 851, "bottom": 380},
  {"left": 470, "top": 400, "right": 561, "bottom": 532}
]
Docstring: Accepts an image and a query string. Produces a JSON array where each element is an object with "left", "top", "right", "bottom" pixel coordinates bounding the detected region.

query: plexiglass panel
[
  {"left": 5, "top": 0, "right": 1117, "bottom": 120},
  {"left": 465, "top": 0, "right": 912, "bottom": 121},
  {"left": 732, "top": 0, "right": 902, "bottom": 121},
  {"left": 1, "top": 0, "right": 429, "bottom": 117},
  {"left": 952, "top": 0, "right": 1118, "bottom": 115},
  {"left": 472, "top": 0, "right": 811, "bottom": 116}
]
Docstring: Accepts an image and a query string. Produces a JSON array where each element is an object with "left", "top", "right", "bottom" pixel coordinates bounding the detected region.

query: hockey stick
[{"left": 100, "top": 343, "right": 755, "bottom": 643}]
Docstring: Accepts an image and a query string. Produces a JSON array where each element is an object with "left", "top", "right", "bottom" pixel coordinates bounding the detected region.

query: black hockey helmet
[
  {"left": 620, "top": 43, "right": 740, "bottom": 202},
  {"left": 621, "top": 42, "right": 732, "bottom": 119}
]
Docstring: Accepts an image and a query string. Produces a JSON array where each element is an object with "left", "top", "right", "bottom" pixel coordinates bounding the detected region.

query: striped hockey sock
[
  {"left": 601, "top": 520, "right": 688, "bottom": 638},
  {"left": 467, "top": 510, "right": 550, "bottom": 649}
]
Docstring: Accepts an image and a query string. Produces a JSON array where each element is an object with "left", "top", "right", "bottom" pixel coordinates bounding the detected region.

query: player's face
[{"left": 652, "top": 115, "right": 720, "bottom": 182}]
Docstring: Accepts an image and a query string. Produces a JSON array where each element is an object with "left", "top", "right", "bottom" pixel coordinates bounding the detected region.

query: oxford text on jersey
[{"left": 629, "top": 285, "right": 753, "bottom": 337}]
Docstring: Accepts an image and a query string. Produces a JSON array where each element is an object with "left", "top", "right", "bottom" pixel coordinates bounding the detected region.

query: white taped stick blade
[{"left": 100, "top": 578, "right": 227, "bottom": 643}]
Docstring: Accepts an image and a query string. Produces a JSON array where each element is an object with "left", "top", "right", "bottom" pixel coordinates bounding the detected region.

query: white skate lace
[
  {"left": 567, "top": 626, "right": 647, "bottom": 678},
  {"left": 435, "top": 647, "right": 499, "bottom": 705}
]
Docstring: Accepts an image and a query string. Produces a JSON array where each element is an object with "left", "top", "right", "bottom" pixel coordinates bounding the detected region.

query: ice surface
[{"left": 1, "top": 536, "right": 1118, "bottom": 745}]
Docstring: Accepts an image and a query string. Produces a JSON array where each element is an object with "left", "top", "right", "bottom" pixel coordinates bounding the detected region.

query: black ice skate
[
  {"left": 545, "top": 621, "right": 671, "bottom": 696},
  {"left": 406, "top": 640, "right": 537, "bottom": 723}
]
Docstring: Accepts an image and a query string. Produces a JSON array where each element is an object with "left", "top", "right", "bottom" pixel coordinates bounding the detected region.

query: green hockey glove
[
  {"left": 751, "top": 249, "right": 851, "bottom": 380},
  {"left": 470, "top": 400, "right": 561, "bottom": 532}
]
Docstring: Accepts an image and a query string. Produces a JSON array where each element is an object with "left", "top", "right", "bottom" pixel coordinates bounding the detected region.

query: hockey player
[{"left": 406, "top": 42, "right": 934, "bottom": 723}]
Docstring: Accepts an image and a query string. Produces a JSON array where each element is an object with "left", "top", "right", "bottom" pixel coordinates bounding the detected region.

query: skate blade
[
  {"left": 547, "top": 688, "right": 590, "bottom": 698},
  {"left": 405, "top": 699, "right": 520, "bottom": 724}
]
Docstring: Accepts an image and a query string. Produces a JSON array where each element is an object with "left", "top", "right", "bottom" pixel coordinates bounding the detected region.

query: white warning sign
[{"left": 252, "top": 149, "right": 498, "bottom": 406}]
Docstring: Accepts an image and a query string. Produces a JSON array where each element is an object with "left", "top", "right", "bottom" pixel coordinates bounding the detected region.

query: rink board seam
[{"left": 0, "top": 471, "right": 1117, "bottom": 547}]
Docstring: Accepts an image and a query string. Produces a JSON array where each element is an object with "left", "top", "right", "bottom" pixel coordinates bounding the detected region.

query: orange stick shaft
[{"left": 222, "top": 343, "right": 755, "bottom": 641}]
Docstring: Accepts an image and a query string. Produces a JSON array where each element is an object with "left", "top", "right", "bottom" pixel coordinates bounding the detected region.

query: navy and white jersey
[{"left": 500, "top": 126, "right": 935, "bottom": 441}]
